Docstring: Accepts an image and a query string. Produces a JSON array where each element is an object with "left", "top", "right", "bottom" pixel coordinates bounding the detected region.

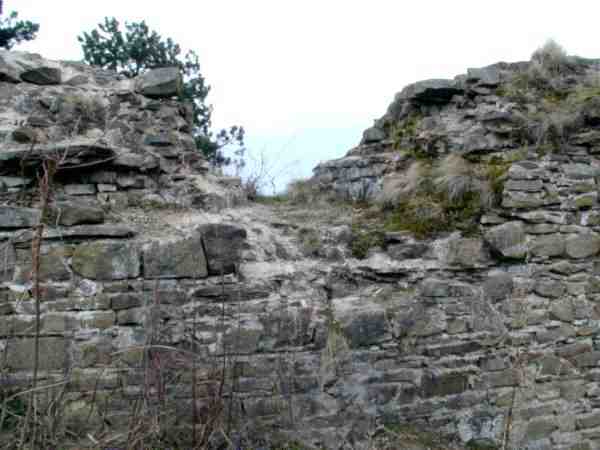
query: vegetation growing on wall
[
  {"left": 78, "top": 17, "right": 244, "bottom": 166},
  {"left": 0, "top": 1, "right": 39, "bottom": 50}
]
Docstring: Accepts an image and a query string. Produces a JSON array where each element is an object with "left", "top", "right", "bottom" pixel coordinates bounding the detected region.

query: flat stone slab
[
  {"left": 0, "top": 206, "right": 41, "bottom": 229},
  {"left": 135, "top": 67, "right": 181, "bottom": 98},
  {"left": 143, "top": 231, "right": 208, "bottom": 279},
  {"left": 71, "top": 241, "right": 140, "bottom": 280}
]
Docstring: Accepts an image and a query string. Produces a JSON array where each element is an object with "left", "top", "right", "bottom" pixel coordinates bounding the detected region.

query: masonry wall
[{"left": 3, "top": 51, "right": 600, "bottom": 450}]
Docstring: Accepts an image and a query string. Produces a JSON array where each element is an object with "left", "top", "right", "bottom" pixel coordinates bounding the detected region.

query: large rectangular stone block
[
  {"left": 143, "top": 232, "right": 207, "bottom": 279},
  {"left": 6, "top": 337, "right": 68, "bottom": 370}
]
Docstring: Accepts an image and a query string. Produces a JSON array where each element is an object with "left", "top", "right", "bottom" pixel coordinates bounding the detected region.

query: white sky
[{"left": 12, "top": 0, "right": 600, "bottom": 191}]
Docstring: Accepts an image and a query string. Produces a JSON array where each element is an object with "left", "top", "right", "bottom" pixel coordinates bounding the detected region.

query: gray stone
[
  {"left": 421, "top": 278, "right": 450, "bottom": 297},
  {"left": 534, "top": 279, "right": 565, "bottom": 299},
  {"left": 50, "top": 201, "right": 104, "bottom": 226},
  {"left": 6, "top": 337, "right": 67, "bottom": 370},
  {"left": 0, "top": 50, "right": 61, "bottom": 84},
  {"left": 530, "top": 234, "right": 565, "bottom": 258},
  {"left": 563, "top": 163, "right": 599, "bottom": 180},
  {"left": 467, "top": 66, "right": 501, "bottom": 86},
  {"left": 341, "top": 309, "right": 387, "bottom": 348},
  {"left": 525, "top": 418, "right": 557, "bottom": 441},
  {"left": 565, "top": 233, "right": 600, "bottom": 259},
  {"left": 550, "top": 299, "right": 574, "bottom": 323},
  {"left": 14, "top": 245, "right": 72, "bottom": 282},
  {"left": 72, "top": 241, "right": 140, "bottom": 280},
  {"left": 0, "top": 176, "right": 31, "bottom": 188},
  {"left": 571, "top": 130, "right": 600, "bottom": 147},
  {"left": 484, "top": 221, "right": 527, "bottom": 259},
  {"left": 110, "top": 293, "right": 142, "bottom": 310},
  {"left": 513, "top": 211, "right": 567, "bottom": 224},
  {"left": 504, "top": 179, "right": 544, "bottom": 192},
  {"left": 576, "top": 413, "right": 600, "bottom": 430},
  {"left": 135, "top": 67, "right": 182, "bottom": 98},
  {"left": 444, "top": 237, "right": 489, "bottom": 268},
  {"left": 502, "top": 191, "right": 546, "bottom": 209},
  {"left": 362, "top": 126, "right": 386, "bottom": 143},
  {"left": 483, "top": 273, "right": 513, "bottom": 302},
  {"left": 421, "top": 371, "right": 468, "bottom": 397},
  {"left": 64, "top": 184, "right": 96, "bottom": 195},
  {"left": 11, "top": 126, "right": 40, "bottom": 143},
  {"left": 197, "top": 223, "right": 247, "bottom": 275},
  {"left": 0, "top": 206, "right": 41, "bottom": 228},
  {"left": 143, "top": 232, "right": 208, "bottom": 279},
  {"left": 21, "top": 66, "right": 62, "bottom": 85},
  {"left": 0, "top": 244, "right": 15, "bottom": 282},
  {"left": 407, "top": 307, "right": 446, "bottom": 337},
  {"left": 397, "top": 79, "right": 463, "bottom": 104}
]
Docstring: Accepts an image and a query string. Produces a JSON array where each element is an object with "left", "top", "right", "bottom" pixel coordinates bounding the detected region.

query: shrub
[
  {"left": 377, "top": 161, "right": 430, "bottom": 209},
  {"left": 285, "top": 178, "right": 322, "bottom": 204},
  {"left": 531, "top": 39, "right": 571, "bottom": 76},
  {"left": 390, "top": 112, "right": 422, "bottom": 150},
  {"left": 385, "top": 196, "right": 448, "bottom": 238},
  {"left": 433, "top": 154, "right": 493, "bottom": 210},
  {"left": 350, "top": 226, "right": 385, "bottom": 259}
]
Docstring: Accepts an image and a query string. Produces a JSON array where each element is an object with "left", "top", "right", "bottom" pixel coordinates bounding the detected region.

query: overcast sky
[{"left": 12, "top": 0, "right": 600, "bottom": 192}]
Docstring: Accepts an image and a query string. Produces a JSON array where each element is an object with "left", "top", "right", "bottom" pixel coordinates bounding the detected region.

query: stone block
[
  {"left": 72, "top": 241, "right": 140, "bottom": 280},
  {"left": 197, "top": 223, "right": 247, "bottom": 275},
  {"left": 421, "top": 371, "right": 469, "bottom": 398},
  {"left": 5, "top": 337, "right": 67, "bottom": 370},
  {"left": 485, "top": 221, "right": 527, "bottom": 259},
  {"left": 143, "top": 232, "right": 208, "bottom": 279}
]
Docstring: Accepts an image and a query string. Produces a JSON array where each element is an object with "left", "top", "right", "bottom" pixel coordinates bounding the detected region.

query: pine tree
[
  {"left": 0, "top": 1, "right": 40, "bottom": 50},
  {"left": 78, "top": 17, "right": 244, "bottom": 165}
]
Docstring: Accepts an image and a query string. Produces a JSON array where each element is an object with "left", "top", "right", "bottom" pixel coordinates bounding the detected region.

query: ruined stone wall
[
  {"left": 305, "top": 58, "right": 600, "bottom": 450},
  {"left": 0, "top": 51, "right": 253, "bottom": 448},
  {"left": 3, "top": 50, "right": 600, "bottom": 450}
]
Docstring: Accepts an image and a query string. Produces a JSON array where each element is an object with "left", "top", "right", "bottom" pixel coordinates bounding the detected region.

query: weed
[
  {"left": 385, "top": 196, "right": 448, "bottom": 238},
  {"left": 390, "top": 112, "right": 422, "bottom": 150},
  {"left": 350, "top": 226, "right": 385, "bottom": 259},
  {"left": 0, "top": 393, "right": 26, "bottom": 431},
  {"left": 486, "top": 160, "right": 510, "bottom": 204}
]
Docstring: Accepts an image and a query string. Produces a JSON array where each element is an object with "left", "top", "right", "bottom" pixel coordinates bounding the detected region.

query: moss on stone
[
  {"left": 390, "top": 112, "right": 423, "bottom": 151},
  {"left": 485, "top": 160, "right": 510, "bottom": 204},
  {"left": 384, "top": 189, "right": 484, "bottom": 239},
  {"left": 350, "top": 226, "right": 385, "bottom": 259}
]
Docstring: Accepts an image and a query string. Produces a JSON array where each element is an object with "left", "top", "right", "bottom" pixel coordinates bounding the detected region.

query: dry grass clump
[
  {"left": 378, "top": 155, "right": 493, "bottom": 211},
  {"left": 285, "top": 178, "right": 325, "bottom": 204},
  {"left": 433, "top": 155, "right": 493, "bottom": 209},
  {"left": 530, "top": 39, "right": 572, "bottom": 77},
  {"left": 378, "top": 161, "right": 429, "bottom": 208},
  {"left": 379, "top": 154, "right": 500, "bottom": 238}
]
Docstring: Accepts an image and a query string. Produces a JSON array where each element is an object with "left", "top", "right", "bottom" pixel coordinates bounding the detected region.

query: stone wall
[
  {"left": 0, "top": 51, "right": 252, "bottom": 448},
  {"left": 305, "top": 58, "right": 600, "bottom": 450},
  {"left": 3, "top": 50, "right": 600, "bottom": 450}
]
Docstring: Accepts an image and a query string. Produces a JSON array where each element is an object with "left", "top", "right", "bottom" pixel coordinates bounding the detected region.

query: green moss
[
  {"left": 543, "top": 89, "right": 569, "bottom": 107},
  {"left": 0, "top": 393, "right": 26, "bottom": 431},
  {"left": 385, "top": 196, "right": 447, "bottom": 238},
  {"left": 350, "top": 226, "right": 385, "bottom": 259},
  {"left": 568, "top": 85, "right": 600, "bottom": 105},
  {"left": 485, "top": 159, "right": 511, "bottom": 205},
  {"left": 256, "top": 194, "right": 289, "bottom": 205},
  {"left": 390, "top": 112, "right": 422, "bottom": 150},
  {"left": 404, "top": 147, "right": 434, "bottom": 160},
  {"left": 443, "top": 191, "right": 483, "bottom": 235},
  {"left": 274, "top": 441, "right": 313, "bottom": 450},
  {"left": 466, "top": 439, "right": 500, "bottom": 450},
  {"left": 300, "top": 229, "right": 322, "bottom": 257},
  {"left": 384, "top": 188, "right": 485, "bottom": 239},
  {"left": 382, "top": 423, "right": 452, "bottom": 449},
  {"left": 571, "top": 56, "right": 600, "bottom": 66}
]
